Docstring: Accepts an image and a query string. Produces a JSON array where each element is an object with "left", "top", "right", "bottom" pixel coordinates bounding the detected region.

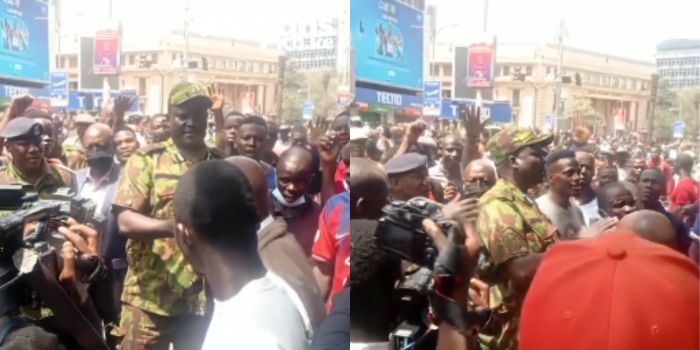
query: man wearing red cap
[{"left": 519, "top": 232, "right": 699, "bottom": 350}]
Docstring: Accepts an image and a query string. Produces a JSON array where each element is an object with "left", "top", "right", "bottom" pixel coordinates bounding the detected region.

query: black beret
[
  {"left": 1, "top": 117, "right": 42, "bottom": 140},
  {"left": 384, "top": 153, "right": 427, "bottom": 176}
]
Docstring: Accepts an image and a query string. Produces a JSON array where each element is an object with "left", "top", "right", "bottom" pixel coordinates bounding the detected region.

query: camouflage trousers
[{"left": 111, "top": 303, "right": 210, "bottom": 350}]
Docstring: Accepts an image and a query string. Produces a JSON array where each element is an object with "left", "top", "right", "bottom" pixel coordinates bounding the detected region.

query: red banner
[
  {"left": 466, "top": 43, "right": 494, "bottom": 88},
  {"left": 93, "top": 29, "right": 121, "bottom": 75}
]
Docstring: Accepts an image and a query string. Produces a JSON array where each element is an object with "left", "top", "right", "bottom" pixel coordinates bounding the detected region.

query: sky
[{"left": 59, "top": 0, "right": 698, "bottom": 62}]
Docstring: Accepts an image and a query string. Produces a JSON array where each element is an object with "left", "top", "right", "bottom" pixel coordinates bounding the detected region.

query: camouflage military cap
[
  {"left": 168, "top": 82, "right": 212, "bottom": 108},
  {"left": 487, "top": 124, "right": 553, "bottom": 164}
]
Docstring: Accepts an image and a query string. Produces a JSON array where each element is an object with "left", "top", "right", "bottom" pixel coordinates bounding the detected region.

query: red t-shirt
[
  {"left": 312, "top": 191, "right": 350, "bottom": 312},
  {"left": 670, "top": 177, "right": 700, "bottom": 224},
  {"left": 334, "top": 160, "right": 347, "bottom": 194}
]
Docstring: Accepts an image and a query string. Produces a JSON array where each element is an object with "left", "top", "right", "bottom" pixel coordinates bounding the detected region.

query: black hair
[
  {"left": 225, "top": 111, "right": 245, "bottom": 118},
  {"left": 676, "top": 153, "right": 694, "bottom": 172},
  {"left": 350, "top": 219, "right": 400, "bottom": 333},
  {"left": 641, "top": 167, "right": 666, "bottom": 182},
  {"left": 174, "top": 160, "right": 260, "bottom": 253},
  {"left": 597, "top": 182, "right": 631, "bottom": 212},
  {"left": 545, "top": 149, "right": 576, "bottom": 167},
  {"left": 290, "top": 124, "right": 307, "bottom": 135},
  {"left": 240, "top": 115, "right": 267, "bottom": 130}
]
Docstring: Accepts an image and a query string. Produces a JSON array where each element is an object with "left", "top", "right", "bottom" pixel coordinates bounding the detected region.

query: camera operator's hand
[
  {"left": 58, "top": 218, "right": 99, "bottom": 257},
  {"left": 442, "top": 193, "right": 479, "bottom": 226}
]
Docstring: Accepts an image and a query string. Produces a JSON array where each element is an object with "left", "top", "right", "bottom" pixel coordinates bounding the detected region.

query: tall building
[
  {"left": 655, "top": 39, "right": 700, "bottom": 88},
  {"left": 281, "top": 19, "right": 339, "bottom": 71},
  {"left": 429, "top": 42, "right": 656, "bottom": 132},
  {"left": 56, "top": 32, "right": 284, "bottom": 116}
]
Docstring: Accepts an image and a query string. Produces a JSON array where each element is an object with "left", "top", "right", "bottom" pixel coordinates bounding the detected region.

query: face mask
[
  {"left": 151, "top": 130, "right": 169, "bottom": 143},
  {"left": 86, "top": 148, "right": 114, "bottom": 162},
  {"left": 271, "top": 188, "right": 306, "bottom": 207}
]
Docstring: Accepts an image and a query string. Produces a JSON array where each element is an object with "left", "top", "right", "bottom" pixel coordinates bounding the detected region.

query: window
[
  {"left": 69, "top": 82, "right": 78, "bottom": 90},
  {"left": 69, "top": 57, "right": 77, "bottom": 68},
  {"left": 442, "top": 90, "right": 451, "bottom": 99},
  {"left": 151, "top": 54, "right": 158, "bottom": 64},
  {"left": 525, "top": 66, "right": 532, "bottom": 76},
  {"left": 129, "top": 55, "right": 135, "bottom": 65},
  {"left": 139, "top": 77, "right": 147, "bottom": 95},
  {"left": 512, "top": 89, "right": 520, "bottom": 107},
  {"left": 503, "top": 66, "right": 510, "bottom": 76},
  {"left": 642, "top": 81, "right": 649, "bottom": 90},
  {"left": 270, "top": 64, "right": 277, "bottom": 73},
  {"left": 602, "top": 76, "right": 610, "bottom": 86},
  {"left": 444, "top": 64, "right": 452, "bottom": 76}
]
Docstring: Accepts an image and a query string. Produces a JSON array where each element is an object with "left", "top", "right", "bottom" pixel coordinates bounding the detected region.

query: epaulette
[{"left": 137, "top": 142, "right": 167, "bottom": 155}]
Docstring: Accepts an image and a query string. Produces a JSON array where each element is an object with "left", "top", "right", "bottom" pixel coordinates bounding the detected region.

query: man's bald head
[
  {"left": 277, "top": 146, "right": 313, "bottom": 174},
  {"left": 464, "top": 159, "right": 497, "bottom": 182},
  {"left": 226, "top": 156, "right": 268, "bottom": 218},
  {"left": 616, "top": 210, "right": 678, "bottom": 250},
  {"left": 350, "top": 157, "right": 389, "bottom": 219},
  {"left": 82, "top": 123, "right": 114, "bottom": 145}
]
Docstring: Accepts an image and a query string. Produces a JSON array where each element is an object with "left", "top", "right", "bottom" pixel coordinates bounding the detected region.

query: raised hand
[
  {"left": 6, "top": 95, "right": 34, "bottom": 119},
  {"left": 209, "top": 84, "right": 225, "bottom": 112},
  {"left": 318, "top": 133, "right": 341, "bottom": 166},
  {"left": 463, "top": 105, "right": 485, "bottom": 144}
]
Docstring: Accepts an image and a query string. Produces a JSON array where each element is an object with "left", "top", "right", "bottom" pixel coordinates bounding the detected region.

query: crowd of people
[
  {"left": 0, "top": 82, "right": 351, "bottom": 349},
  {"left": 348, "top": 106, "right": 700, "bottom": 350}
]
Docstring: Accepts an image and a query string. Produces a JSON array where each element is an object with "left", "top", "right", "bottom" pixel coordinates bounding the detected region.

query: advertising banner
[
  {"left": 673, "top": 120, "right": 684, "bottom": 139},
  {"left": 355, "top": 85, "right": 423, "bottom": 108},
  {"left": 350, "top": 0, "right": 423, "bottom": 90},
  {"left": 454, "top": 46, "right": 493, "bottom": 100},
  {"left": 437, "top": 99, "right": 512, "bottom": 124},
  {"left": 0, "top": 82, "right": 49, "bottom": 108},
  {"left": 67, "top": 90, "right": 138, "bottom": 112},
  {"left": 302, "top": 100, "right": 314, "bottom": 120},
  {"left": 423, "top": 81, "right": 441, "bottom": 116},
  {"left": 0, "top": 0, "right": 49, "bottom": 84},
  {"left": 50, "top": 72, "right": 68, "bottom": 107},
  {"left": 93, "top": 29, "right": 120, "bottom": 75},
  {"left": 466, "top": 42, "right": 495, "bottom": 88}
]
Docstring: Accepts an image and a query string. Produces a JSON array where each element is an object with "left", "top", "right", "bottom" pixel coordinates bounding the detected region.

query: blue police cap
[
  {"left": 1, "top": 117, "right": 43, "bottom": 140},
  {"left": 384, "top": 153, "right": 428, "bottom": 176}
]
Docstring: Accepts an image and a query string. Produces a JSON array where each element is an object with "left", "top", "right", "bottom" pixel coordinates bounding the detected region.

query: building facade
[
  {"left": 655, "top": 39, "right": 700, "bottom": 88},
  {"left": 429, "top": 42, "right": 656, "bottom": 132},
  {"left": 282, "top": 19, "right": 339, "bottom": 71},
  {"left": 56, "top": 32, "right": 283, "bottom": 116}
]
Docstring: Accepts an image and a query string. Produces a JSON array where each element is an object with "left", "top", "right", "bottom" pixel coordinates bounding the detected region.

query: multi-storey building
[
  {"left": 282, "top": 19, "right": 339, "bottom": 71},
  {"left": 429, "top": 42, "right": 656, "bottom": 131},
  {"left": 56, "top": 32, "right": 284, "bottom": 116},
  {"left": 656, "top": 39, "right": 700, "bottom": 88}
]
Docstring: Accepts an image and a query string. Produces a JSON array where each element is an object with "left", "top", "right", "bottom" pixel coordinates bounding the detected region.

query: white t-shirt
[
  {"left": 577, "top": 198, "right": 602, "bottom": 228},
  {"left": 202, "top": 271, "right": 310, "bottom": 350},
  {"left": 536, "top": 193, "right": 585, "bottom": 240}
]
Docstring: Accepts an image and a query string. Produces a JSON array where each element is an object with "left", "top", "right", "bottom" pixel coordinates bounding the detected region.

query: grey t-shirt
[{"left": 536, "top": 193, "right": 586, "bottom": 240}]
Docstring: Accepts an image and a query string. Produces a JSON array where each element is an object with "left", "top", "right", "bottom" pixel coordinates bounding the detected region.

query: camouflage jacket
[
  {"left": 62, "top": 136, "right": 86, "bottom": 171},
  {"left": 0, "top": 160, "right": 77, "bottom": 197},
  {"left": 476, "top": 179, "right": 559, "bottom": 350},
  {"left": 112, "top": 139, "right": 222, "bottom": 317}
]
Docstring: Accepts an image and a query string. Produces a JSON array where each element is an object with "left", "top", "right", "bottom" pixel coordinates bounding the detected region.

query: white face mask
[{"left": 272, "top": 188, "right": 306, "bottom": 207}]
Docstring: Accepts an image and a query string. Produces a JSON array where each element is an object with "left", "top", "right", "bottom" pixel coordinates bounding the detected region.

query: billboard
[
  {"left": 466, "top": 42, "right": 495, "bottom": 88},
  {"left": 67, "top": 90, "right": 138, "bottom": 112},
  {"left": 437, "top": 99, "right": 512, "bottom": 124},
  {"left": 80, "top": 37, "right": 119, "bottom": 89},
  {"left": 93, "top": 29, "right": 120, "bottom": 75},
  {"left": 355, "top": 85, "right": 423, "bottom": 108},
  {"left": 350, "top": 0, "right": 423, "bottom": 91},
  {"left": 423, "top": 81, "right": 441, "bottom": 116},
  {"left": 0, "top": 0, "right": 49, "bottom": 84},
  {"left": 454, "top": 46, "right": 493, "bottom": 100}
]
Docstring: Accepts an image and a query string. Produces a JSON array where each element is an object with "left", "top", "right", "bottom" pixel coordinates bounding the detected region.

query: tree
[
  {"left": 569, "top": 96, "right": 602, "bottom": 132},
  {"left": 281, "top": 63, "right": 306, "bottom": 123},
  {"left": 652, "top": 79, "right": 700, "bottom": 141},
  {"left": 281, "top": 65, "right": 342, "bottom": 125}
]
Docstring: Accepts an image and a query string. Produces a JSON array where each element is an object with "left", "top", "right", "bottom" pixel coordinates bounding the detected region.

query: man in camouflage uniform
[
  {"left": 476, "top": 125, "right": 560, "bottom": 350},
  {"left": 111, "top": 82, "right": 222, "bottom": 350},
  {"left": 62, "top": 113, "right": 95, "bottom": 170},
  {"left": 0, "top": 117, "right": 76, "bottom": 198}
]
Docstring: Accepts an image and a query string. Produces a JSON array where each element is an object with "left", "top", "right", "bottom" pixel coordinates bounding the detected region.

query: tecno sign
[{"left": 375, "top": 91, "right": 402, "bottom": 106}]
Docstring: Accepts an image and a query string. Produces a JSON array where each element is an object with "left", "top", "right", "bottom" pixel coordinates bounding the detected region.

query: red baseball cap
[{"left": 520, "top": 231, "right": 699, "bottom": 350}]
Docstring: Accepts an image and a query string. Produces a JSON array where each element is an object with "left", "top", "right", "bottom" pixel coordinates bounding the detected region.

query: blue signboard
[
  {"left": 350, "top": 0, "right": 423, "bottom": 90},
  {"left": 355, "top": 85, "right": 423, "bottom": 108},
  {"left": 50, "top": 72, "right": 68, "bottom": 106},
  {"left": 68, "top": 90, "right": 139, "bottom": 112},
  {"left": 438, "top": 99, "right": 512, "bottom": 124},
  {"left": 302, "top": 100, "right": 314, "bottom": 120},
  {"left": 0, "top": 83, "right": 49, "bottom": 99},
  {"left": 0, "top": 0, "right": 50, "bottom": 84},
  {"left": 673, "top": 120, "right": 684, "bottom": 139},
  {"left": 423, "top": 81, "right": 441, "bottom": 116}
]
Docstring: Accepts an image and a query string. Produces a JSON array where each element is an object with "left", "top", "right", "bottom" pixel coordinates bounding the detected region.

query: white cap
[{"left": 349, "top": 127, "right": 368, "bottom": 141}]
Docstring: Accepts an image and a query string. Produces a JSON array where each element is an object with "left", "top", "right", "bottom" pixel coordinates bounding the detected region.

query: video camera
[
  {"left": 0, "top": 185, "right": 109, "bottom": 350},
  {"left": 375, "top": 197, "right": 461, "bottom": 350},
  {"left": 375, "top": 197, "right": 458, "bottom": 267}
]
